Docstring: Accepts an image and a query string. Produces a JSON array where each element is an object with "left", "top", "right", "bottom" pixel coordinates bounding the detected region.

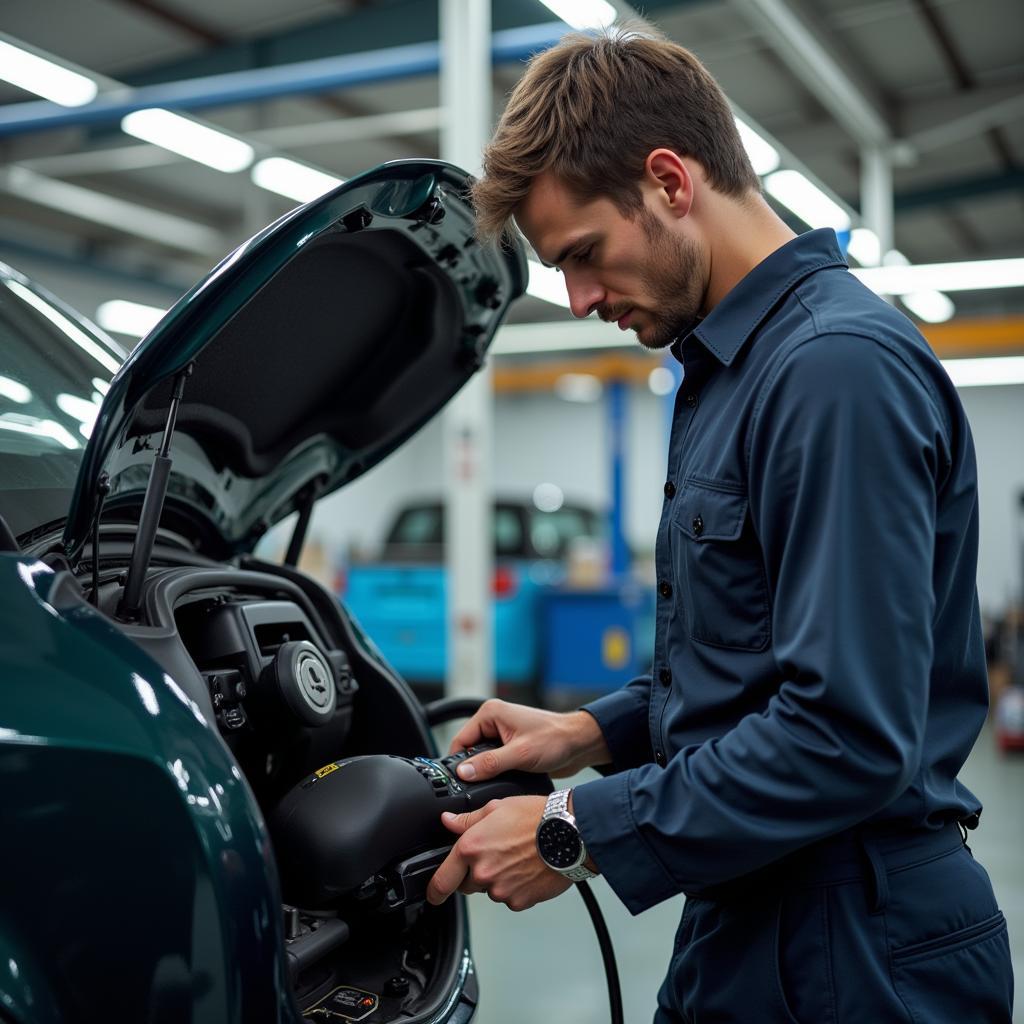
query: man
[{"left": 426, "top": 27, "right": 1014, "bottom": 1023}]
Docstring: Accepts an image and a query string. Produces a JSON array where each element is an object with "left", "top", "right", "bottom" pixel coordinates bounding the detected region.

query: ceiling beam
[
  {"left": 17, "top": 107, "right": 444, "bottom": 178},
  {"left": 0, "top": 167, "right": 224, "bottom": 254},
  {"left": 893, "top": 169, "right": 1024, "bottom": 212},
  {"left": 727, "top": 0, "right": 892, "bottom": 147},
  {"left": 0, "top": 23, "right": 565, "bottom": 139},
  {"left": 902, "top": 90, "right": 1024, "bottom": 157}
]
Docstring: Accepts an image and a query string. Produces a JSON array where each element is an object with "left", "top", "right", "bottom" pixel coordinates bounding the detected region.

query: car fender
[
  {"left": 0, "top": 555, "right": 300, "bottom": 1024},
  {"left": 0, "top": 926, "right": 62, "bottom": 1024}
]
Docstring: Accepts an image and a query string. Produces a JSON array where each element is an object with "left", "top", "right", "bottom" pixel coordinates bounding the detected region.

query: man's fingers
[
  {"left": 440, "top": 805, "right": 493, "bottom": 834},
  {"left": 448, "top": 700, "right": 507, "bottom": 756},
  {"left": 455, "top": 744, "right": 507, "bottom": 782},
  {"left": 426, "top": 846, "right": 469, "bottom": 906}
]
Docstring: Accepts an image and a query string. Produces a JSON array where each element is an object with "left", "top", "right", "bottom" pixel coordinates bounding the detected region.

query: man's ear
[{"left": 644, "top": 149, "right": 693, "bottom": 220}]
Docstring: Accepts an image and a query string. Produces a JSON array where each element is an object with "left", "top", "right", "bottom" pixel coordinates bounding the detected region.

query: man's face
[{"left": 515, "top": 172, "right": 707, "bottom": 350}]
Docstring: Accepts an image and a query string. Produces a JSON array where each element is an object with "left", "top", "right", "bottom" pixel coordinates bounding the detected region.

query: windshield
[
  {"left": 384, "top": 502, "right": 602, "bottom": 559},
  {"left": 0, "top": 268, "right": 125, "bottom": 540}
]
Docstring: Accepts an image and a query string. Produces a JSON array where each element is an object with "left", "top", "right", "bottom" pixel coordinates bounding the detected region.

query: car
[
  {"left": 343, "top": 497, "right": 606, "bottom": 699},
  {"left": 0, "top": 160, "right": 526, "bottom": 1024}
]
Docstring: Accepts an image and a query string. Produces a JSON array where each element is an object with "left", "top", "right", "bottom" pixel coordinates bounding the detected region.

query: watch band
[
  {"left": 545, "top": 788, "right": 572, "bottom": 817},
  {"left": 564, "top": 863, "right": 598, "bottom": 883},
  {"left": 540, "top": 788, "right": 597, "bottom": 882}
]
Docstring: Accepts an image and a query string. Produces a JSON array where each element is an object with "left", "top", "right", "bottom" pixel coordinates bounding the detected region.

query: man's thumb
[{"left": 455, "top": 746, "right": 503, "bottom": 782}]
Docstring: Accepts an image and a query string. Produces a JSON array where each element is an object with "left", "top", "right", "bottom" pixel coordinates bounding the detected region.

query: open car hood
[{"left": 62, "top": 160, "right": 526, "bottom": 561}]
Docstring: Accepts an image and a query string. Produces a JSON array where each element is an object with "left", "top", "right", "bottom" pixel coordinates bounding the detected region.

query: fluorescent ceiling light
[
  {"left": 251, "top": 158, "right": 343, "bottom": 203},
  {"left": 876, "top": 248, "right": 953, "bottom": 321},
  {"left": 121, "top": 109, "right": 254, "bottom": 173},
  {"left": 942, "top": 357, "right": 1024, "bottom": 388},
  {"left": 538, "top": 0, "right": 617, "bottom": 30},
  {"left": 0, "top": 376, "right": 32, "bottom": 404},
  {"left": 555, "top": 373, "right": 603, "bottom": 402},
  {"left": 526, "top": 262, "right": 571, "bottom": 309},
  {"left": 853, "top": 258, "right": 1024, "bottom": 294},
  {"left": 883, "top": 248, "right": 912, "bottom": 269},
  {"left": 6, "top": 280, "right": 121, "bottom": 375},
  {"left": 847, "top": 228, "right": 881, "bottom": 267},
  {"left": 734, "top": 119, "right": 780, "bottom": 176},
  {"left": 764, "top": 169, "right": 851, "bottom": 231},
  {"left": 0, "top": 40, "right": 98, "bottom": 106},
  {"left": 97, "top": 299, "right": 166, "bottom": 338},
  {"left": 900, "top": 290, "right": 955, "bottom": 324}
]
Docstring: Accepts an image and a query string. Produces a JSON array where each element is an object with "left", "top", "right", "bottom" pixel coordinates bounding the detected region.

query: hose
[{"left": 575, "top": 881, "right": 624, "bottom": 1024}]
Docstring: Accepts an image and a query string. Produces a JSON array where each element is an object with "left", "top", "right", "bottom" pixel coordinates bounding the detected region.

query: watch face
[{"left": 538, "top": 817, "right": 583, "bottom": 870}]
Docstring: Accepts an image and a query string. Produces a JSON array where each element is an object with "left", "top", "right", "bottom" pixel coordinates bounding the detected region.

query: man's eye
[{"left": 575, "top": 247, "right": 593, "bottom": 264}]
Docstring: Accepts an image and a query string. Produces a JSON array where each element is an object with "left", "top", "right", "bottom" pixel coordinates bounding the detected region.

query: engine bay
[{"left": 90, "top": 555, "right": 475, "bottom": 1024}]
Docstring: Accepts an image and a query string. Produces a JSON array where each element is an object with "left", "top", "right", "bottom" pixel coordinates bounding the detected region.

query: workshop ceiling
[{"left": 0, "top": 0, "right": 1021, "bottom": 324}]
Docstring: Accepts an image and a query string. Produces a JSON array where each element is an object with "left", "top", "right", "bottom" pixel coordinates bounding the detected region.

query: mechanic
[{"left": 426, "top": 27, "right": 1014, "bottom": 1023}]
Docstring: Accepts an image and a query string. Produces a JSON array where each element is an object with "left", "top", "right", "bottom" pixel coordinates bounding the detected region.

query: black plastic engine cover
[{"left": 270, "top": 746, "right": 552, "bottom": 908}]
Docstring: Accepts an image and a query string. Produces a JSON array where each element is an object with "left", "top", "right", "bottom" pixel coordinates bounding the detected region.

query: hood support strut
[
  {"left": 117, "top": 363, "right": 193, "bottom": 620},
  {"left": 284, "top": 476, "right": 324, "bottom": 568}
]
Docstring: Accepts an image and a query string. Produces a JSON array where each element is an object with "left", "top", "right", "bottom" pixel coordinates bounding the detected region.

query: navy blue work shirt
[{"left": 572, "top": 228, "right": 988, "bottom": 915}]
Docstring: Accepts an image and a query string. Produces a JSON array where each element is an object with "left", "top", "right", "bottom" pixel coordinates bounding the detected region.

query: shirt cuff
[
  {"left": 580, "top": 683, "right": 652, "bottom": 772},
  {"left": 572, "top": 770, "right": 680, "bottom": 915}
]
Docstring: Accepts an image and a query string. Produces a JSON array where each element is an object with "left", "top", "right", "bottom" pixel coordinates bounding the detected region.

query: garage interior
[{"left": 0, "top": 0, "right": 1022, "bottom": 1021}]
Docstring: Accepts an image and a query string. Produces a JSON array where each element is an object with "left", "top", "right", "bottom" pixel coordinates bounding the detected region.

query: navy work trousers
[{"left": 654, "top": 823, "right": 1014, "bottom": 1023}]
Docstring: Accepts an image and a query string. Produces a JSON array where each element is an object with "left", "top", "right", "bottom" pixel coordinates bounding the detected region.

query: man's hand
[
  {"left": 448, "top": 700, "right": 611, "bottom": 783},
  {"left": 425, "top": 795, "right": 572, "bottom": 911}
]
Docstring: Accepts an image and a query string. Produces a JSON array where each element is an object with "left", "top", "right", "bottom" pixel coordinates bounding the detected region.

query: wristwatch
[{"left": 536, "top": 788, "right": 596, "bottom": 882}]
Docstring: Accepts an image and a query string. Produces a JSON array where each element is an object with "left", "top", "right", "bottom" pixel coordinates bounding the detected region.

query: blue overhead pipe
[
  {"left": 607, "top": 380, "right": 630, "bottom": 581},
  {"left": 0, "top": 22, "right": 567, "bottom": 139}
]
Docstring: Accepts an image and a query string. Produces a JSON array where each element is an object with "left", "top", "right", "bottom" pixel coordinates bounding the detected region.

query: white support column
[
  {"left": 860, "top": 146, "right": 894, "bottom": 260},
  {"left": 440, "top": 0, "right": 494, "bottom": 702},
  {"left": 861, "top": 146, "right": 895, "bottom": 310}
]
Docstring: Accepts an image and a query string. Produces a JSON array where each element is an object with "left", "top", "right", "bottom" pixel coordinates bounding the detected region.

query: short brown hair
[{"left": 472, "top": 27, "right": 760, "bottom": 241}]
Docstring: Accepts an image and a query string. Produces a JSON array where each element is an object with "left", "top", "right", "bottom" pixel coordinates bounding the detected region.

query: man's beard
[{"left": 598, "top": 209, "right": 706, "bottom": 351}]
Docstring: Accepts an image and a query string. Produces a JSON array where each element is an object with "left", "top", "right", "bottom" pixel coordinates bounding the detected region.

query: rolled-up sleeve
[{"left": 573, "top": 333, "right": 949, "bottom": 914}]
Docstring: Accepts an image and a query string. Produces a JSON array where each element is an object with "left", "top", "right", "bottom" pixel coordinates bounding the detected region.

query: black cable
[{"left": 575, "top": 881, "right": 623, "bottom": 1024}]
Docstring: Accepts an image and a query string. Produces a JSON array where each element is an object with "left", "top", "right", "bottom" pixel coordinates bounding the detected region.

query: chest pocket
[{"left": 670, "top": 479, "right": 771, "bottom": 652}]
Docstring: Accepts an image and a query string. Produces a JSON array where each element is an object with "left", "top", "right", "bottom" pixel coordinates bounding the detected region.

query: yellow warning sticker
[{"left": 315, "top": 763, "right": 340, "bottom": 779}]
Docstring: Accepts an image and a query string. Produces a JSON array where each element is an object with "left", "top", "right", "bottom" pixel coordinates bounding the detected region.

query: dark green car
[{"left": 0, "top": 161, "right": 526, "bottom": 1024}]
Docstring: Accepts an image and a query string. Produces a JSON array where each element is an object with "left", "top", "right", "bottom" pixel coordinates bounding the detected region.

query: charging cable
[{"left": 576, "top": 881, "right": 623, "bottom": 1024}]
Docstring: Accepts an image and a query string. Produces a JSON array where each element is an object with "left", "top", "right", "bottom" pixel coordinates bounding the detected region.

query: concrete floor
[{"left": 467, "top": 721, "right": 1022, "bottom": 1024}]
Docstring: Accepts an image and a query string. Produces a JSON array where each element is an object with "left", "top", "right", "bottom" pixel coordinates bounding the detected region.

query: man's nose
[{"left": 564, "top": 272, "right": 604, "bottom": 320}]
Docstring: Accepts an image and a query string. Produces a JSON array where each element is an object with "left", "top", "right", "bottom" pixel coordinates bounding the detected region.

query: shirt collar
[{"left": 673, "top": 228, "right": 848, "bottom": 368}]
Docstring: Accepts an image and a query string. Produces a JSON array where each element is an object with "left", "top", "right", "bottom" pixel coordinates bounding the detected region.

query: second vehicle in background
[{"left": 342, "top": 497, "right": 605, "bottom": 700}]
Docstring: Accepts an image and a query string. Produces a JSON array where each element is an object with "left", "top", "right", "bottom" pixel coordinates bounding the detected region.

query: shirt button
[
  {"left": 655, "top": 750, "right": 666, "bottom": 766},
  {"left": 685, "top": 393, "right": 698, "bottom": 408},
  {"left": 659, "top": 668, "right": 671, "bottom": 686},
  {"left": 664, "top": 481, "right": 676, "bottom": 499},
  {"left": 658, "top": 580, "right": 672, "bottom": 599},
  {"left": 691, "top": 515, "right": 704, "bottom": 537}
]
